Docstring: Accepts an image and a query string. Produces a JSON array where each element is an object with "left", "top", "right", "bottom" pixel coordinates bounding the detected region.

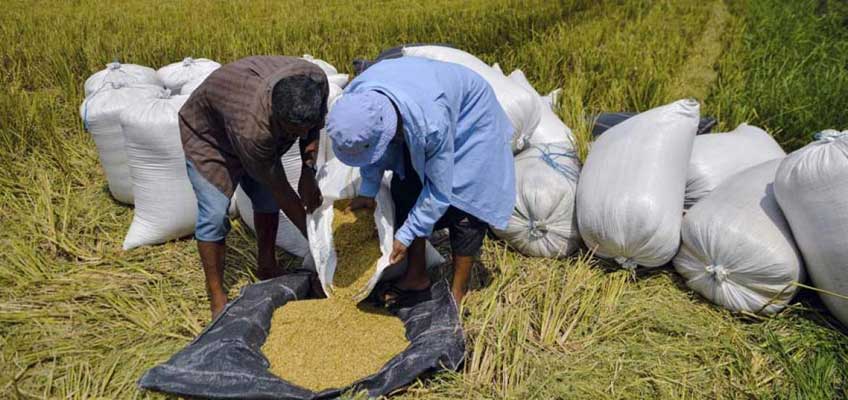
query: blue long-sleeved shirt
[{"left": 347, "top": 56, "right": 516, "bottom": 246}]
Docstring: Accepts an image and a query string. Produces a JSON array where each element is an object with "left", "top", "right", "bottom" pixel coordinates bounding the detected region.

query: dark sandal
[{"left": 380, "top": 283, "right": 432, "bottom": 309}]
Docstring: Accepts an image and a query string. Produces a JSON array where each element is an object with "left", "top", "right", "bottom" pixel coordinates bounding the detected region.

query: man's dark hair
[{"left": 271, "top": 75, "right": 327, "bottom": 127}]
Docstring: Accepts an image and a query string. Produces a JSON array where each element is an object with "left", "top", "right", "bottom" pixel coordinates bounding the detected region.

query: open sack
[
  {"left": 138, "top": 273, "right": 465, "bottom": 399},
  {"left": 306, "top": 158, "right": 444, "bottom": 300}
]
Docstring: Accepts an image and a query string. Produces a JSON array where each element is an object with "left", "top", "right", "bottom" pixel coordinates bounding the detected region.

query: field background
[{"left": 2, "top": 0, "right": 848, "bottom": 398}]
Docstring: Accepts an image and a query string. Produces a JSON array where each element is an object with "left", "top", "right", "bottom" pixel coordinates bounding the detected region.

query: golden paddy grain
[
  {"left": 329, "top": 199, "right": 382, "bottom": 300},
  {"left": 262, "top": 199, "right": 408, "bottom": 391}
]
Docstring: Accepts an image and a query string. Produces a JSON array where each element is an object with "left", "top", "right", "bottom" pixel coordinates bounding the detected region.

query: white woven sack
[
  {"left": 181, "top": 71, "right": 214, "bottom": 95},
  {"left": 121, "top": 92, "right": 196, "bottom": 249},
  {"left": 541, "top": 89, "right": 561, "bottom": 110},
  {"left": 402, "top": 45, "right": 542, "bottom": 153},
  {"left": 774, "top": 130, "right": 848, "bottom": 325},
  {"left": 674, "top": 159, "right": 804, "bottom": 315},
  {"left": 686, "top": 124, "right": 785, "bottom": 208},
  {"left": 84, "top": 62, "right": 161, "bottom": 97},
  {"left": 301, "top": 54, "right": 349, "bottom": 88},
  {"left": 236, "top": 142, "right": 309, "bottom": 257},
  {"left": 507, "top": 69, "right": 575, "bottom": 148},
  {"left": 493, "top": 143, "right": 581, "bottom": 258},
  {"left": 80, "top": 83, "right": 164, "bottom": 204},
  {"left": 576, "top": 99, "right": 699, "bottom": 269},
  {"left": 313, "top": 84, "right": 344, "bottom": 168},
  {"left": 306, "top": 158, "right": 444, "bottom": 300},
  {"left": 156, "top": 57, "right": 221, "bottom": 95}
]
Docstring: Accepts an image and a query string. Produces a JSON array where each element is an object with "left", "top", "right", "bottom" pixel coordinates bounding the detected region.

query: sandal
[{"left": 379, "top": 282, "right": 432, "bottom": 309}]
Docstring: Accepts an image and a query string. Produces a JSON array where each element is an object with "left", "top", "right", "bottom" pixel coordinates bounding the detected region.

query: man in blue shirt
[{"left": 325, "top": 56, "right": 515, "bottom": 305}]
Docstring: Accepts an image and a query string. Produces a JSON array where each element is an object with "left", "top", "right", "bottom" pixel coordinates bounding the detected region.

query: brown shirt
[{"left": 179, "top": 56, "right": 328, "bottom": 197}]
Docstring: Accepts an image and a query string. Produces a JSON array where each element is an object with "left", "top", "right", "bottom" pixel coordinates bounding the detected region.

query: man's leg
[
  {"left": 241, "top": 175, "right": 285, "bottom": 280},
  {"left": 254, "top": 212, "right": 282, "bottom": 280},
  {"left": 395, "top": 237, "right": 430, "bottom": 290},
  {"left": 387, "top": 146, "right": 430, "bottom": 299},
  {"left": 198, "top": 240, "right": 228, "bottom": 318},
  {"left": 185, "top": 159, "right": 233, "bottom": 319},
  {"left": 448, "top": 211, "right": 488, "bottom": 305},
  {"left": 451, "top": 255, "right": 474, "bottom": 305}
]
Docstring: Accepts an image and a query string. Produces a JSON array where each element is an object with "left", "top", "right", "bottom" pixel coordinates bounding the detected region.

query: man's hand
[
  {"left": 389, "top": 239, "right": 408, "bottom": 264},
  {"left": 298, "top": 170, "right": 323, "bottom": 213},
  {"left": 347, "top": 196, "right": 376, "bottom": 211}
]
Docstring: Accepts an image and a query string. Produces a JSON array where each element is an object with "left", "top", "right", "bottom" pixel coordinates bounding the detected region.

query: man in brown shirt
[{"left": 180, "top": 56, "right": 328, "bottom": 318}]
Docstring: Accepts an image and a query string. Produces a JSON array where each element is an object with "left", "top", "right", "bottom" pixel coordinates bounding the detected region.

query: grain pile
[
  {"left": 262, "top": 199, "right": 409, "bottom": 391},
  {"left": 262, "top": 300, "right": 407, "bottom": 391},
  {"left": 329, "top": 199, "right": 382, "bottom": 299}
]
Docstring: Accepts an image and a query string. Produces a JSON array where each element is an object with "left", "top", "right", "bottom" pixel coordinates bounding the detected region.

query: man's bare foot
[
  {"left": 382, "top": 275, "right": 431, "bottom": 304},
  {"left": 451, "top": 287, "right": 466, "bottom": 306},
  {"left": 210, "top": 293, "right": 228, "bottom": 320}
]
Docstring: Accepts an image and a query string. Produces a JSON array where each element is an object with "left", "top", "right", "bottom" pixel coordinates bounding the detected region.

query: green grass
[
  {"left": 706, "top": 0, "right": 848, "bottom": 149},
  {"left": 2, "top": 0, "right": 848, "bottom": 399}
]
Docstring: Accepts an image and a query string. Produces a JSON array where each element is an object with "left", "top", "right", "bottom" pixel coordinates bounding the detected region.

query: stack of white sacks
[
  {"left": 476, "top": 44, "right": 844, "bottom": 322},
  {"left": 79, "top": 56, "right": 348, "bottom": 250},
  {"left": 81, "top": 49, "right": 848, "bottom": 326}
]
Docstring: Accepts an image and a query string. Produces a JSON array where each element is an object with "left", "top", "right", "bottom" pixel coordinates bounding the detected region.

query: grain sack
[
  {"left": 674, "top": 159, "right": 804, "bottom": 315},
  {"left": 507, "top": 69, "right": 575, "bottom": 148},
  {"left": 774, "top": 131, "right": 848, "bottom": 325},
  {"left": 120, "top": 91, "right": 195, "bottom": 249},
  {"left": 315, "top": 84, "right": 344, "bottom": 167},
  {"left": 84, "top": 62, "right": 161, "bottom": 97},
  {"left": 227, "top": 190, "right": 239, "bottom": 218},
  {"left": 590, "top": 112, "right": 717, "bottom": 138},
  {"left": 80, "top": 83, "right": 164, "bottom": 204},
  {"left": 328, "top": 199, "right": 382, "bottom": 297},
  {"left": 306, "top": 158, "right": 444, "bottom": 299},
  {"left": 301, "top": 54, "right": 350, "bottom": 88},
  {"left": 180, "top": 72, "right": 214, "bottom": 95},
  {"left": 402, "top": 45, "right": 541, "bottom": 152},
  {"left": 576, "top": 99, "right": 699, "bottom": 269},
  {"left": 156, "top": 57, "right": 220, "bottom": 95},
  {"left": 493, "top": 143, "right": 581, "bottom": 258},
  {"left": 541, "top": 88, "right": 561, "bottom": 109},
  {"left": 686, "top": 124, "right": 785, "bottom": 208},
  {"left": 236, "top": 141, "right": 309, "bottom": 257}
]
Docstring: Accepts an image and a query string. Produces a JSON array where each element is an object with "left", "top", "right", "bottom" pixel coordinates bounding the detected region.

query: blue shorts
[{"left": 185, "top": 159, "right": 280, "bottom": 242}]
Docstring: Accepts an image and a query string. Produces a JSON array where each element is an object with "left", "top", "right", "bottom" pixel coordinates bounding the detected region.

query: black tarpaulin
[{"left": 138, "top": 273, "right": 464, "bottom": 399}]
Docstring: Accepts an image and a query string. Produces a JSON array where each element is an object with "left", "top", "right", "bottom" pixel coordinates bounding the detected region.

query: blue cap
[{"left": 327, "top": 91, "right": 397, "bottom": 167}]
